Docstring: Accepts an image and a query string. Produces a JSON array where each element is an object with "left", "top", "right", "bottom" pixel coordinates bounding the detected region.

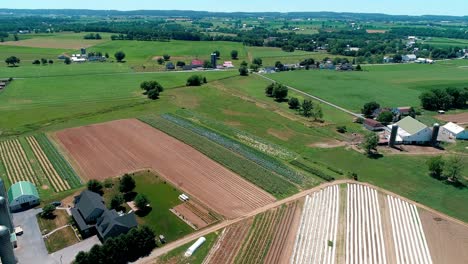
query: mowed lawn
[{"left": 268, "top": 61, "right": 468, "bottom": 112}]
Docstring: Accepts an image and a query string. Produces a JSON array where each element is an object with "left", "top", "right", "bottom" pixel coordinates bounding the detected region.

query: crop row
[
  {"left": 161, "top": 113, "right": 307, "bottom": 185},
  {"left": 290, "top": 160, "right": 335, "bottom": 181},
  {"left": 26, "top": 137, "right": 70, "bottom": 192},
  {"left": 176, "top": 109, "right": 297, "bottom": 160},
  {"left": 235, "top": 206, "right": 284, "bottom": 264},
  {"left": 139, "top": 116, "right": 297, "bottom": 198},
  {"left": 34, "top": 134, "right": 81, "bottom": 188},
  {"left": 0, "top": 139, "right": 38, "bottom": 185}
]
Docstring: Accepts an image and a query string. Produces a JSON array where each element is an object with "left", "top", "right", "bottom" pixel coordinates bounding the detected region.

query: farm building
[
  {"left": 441, "top": 122, "right": 468, "bottom": 140},
  {"left": 364, "top": 119, "right": 385, "bottom": 131},
  {"left": 7, "top": 181, "right": 40, "bottom": 212},
  {"left": 402, "top": 54, "right": 416, "bottom": 62},
  {"left": 223, "top": 61, "right": 234, "bottom": 68},
  {"left": 191, "top": 59, "right": 203, "bottom": 68},
  {"left": 71, "top": 190, "right": 137, "bottom": 240},
  {"left": 386, "top": 116, "right": 436, "bottom": 144}
]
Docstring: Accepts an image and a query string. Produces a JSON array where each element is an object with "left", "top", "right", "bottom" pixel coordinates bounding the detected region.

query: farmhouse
[
  {"left": 71, "top": 190, "right": 137, "bottom": 240},
  {"left": 386, "top": 116, "right": 434, "bottom": 144},
  {"left": 441, "top": 122, "right": 468, "bottom": 140},
  {"left": 223, "top": 61, "right": 234, "bottom": 68},
  {"left": 191, "top": 59, "right": 204, "bottom": 68},
  {"left": 8, "top": 181, "right": 40, "bottom": 212},
  {"left": 402, "top": 54, "right": 417, "bottom": 62}
]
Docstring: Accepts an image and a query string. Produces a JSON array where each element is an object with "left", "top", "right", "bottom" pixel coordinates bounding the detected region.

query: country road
[
  {"left": 254, "top": 73, "right": 363, "bottom": 118},
  {"left": 136, "top": 179, "right": 468, "bottom": 263}
]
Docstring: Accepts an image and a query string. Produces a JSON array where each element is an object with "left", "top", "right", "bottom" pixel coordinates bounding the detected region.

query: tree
[
  {"left": 140, "top": 81, "right": 164, "bottom": 100},
  {"left": 355, "top": 64, "right": 362, "bottom": 71},
  {"left": 48, "top": 59, "right": 54, "bottom": 64},
  {"left": 444, "top": 156, "right": 464, "bottom": 183},
  {"left": 176, "top": 61, "right": 186, "bottom": 67},
  {"left": 250, "top": 63, "right": 260, "bottom": 72},
  {"left": 110, "top": 194, "right": 125, "bottom": 210},
  {"left": 40, "top": 58, "right": 47, "bottom": 65},
  {"left": 301, "top": 100, "right": 314, "bottom": 118},
  {"left": 32, "top": 59, "right": 40, "bottom": 65},
  {"left": 393, "top": 54, "right": 402, "bottom": 63},
  {"left": 265, "top": 83, "right": 274, "bottom": 97},
  {"left": 213, "top": 50, "right": 220, "bottom": 58},
  {"left": 239, "top": 66, "right": 249, "bottom": 76},
  {"left": 156, "top": 57, "right": 164, "bottom": 65},
  {"left": 272, "top": 83, "right": 288, "bottom": 101},
  {"left": 105, "top": 52, "right": 109, "bottom": 59},
  {"left": 74, "top": 252, "right": 89, "bottom": 264},
  {"left": 231, "top": 50, "right": 238, "bottom": 59},
  {"left": 240, "top": 61, "right": 248, "bottom": 67},
  {"left": 186, "top": 75, "right": 203, "bottom": 86},
  {"left": 427, "top": 156, "right": 445, "bottom": 179},
  {"left": 41, "top": 204, "right": 55, "bottom": 219},
  {"left": 252, "top": 57, "right": 263, "bottom": 66},
  {"left": 134, "top": 194, "right": 150, "bottom": 211},
  {"left": 203, "top": 60, "right": 212, "bottom": 68},
  {"left": 163, "top": 54, "right": 171, "bottom": 61},
  {"left": 377, "top": 111, "right": 394, "bottom": 124},
  {"left": 5, "top": 56, "right": 20, "bottom": 67},
  {"left": 87, "top": 179, "right": 103, "bottom": 195},
  {"left": 114, "top": 51, "right": 126, "bottom": 62},
  {"left": 13, "top": 34, "right": 18, "bottom": 41},
  {"left": 361, "top": 101, "right": 380, "bottom": 118},
  {"left": 336, "top": 125, "right": 347, "bottom": 133},
  {"left": 119, "top": 174, "right": 136, "bottom": 193},
  {"left": 203, "top": 77, "right": 207, "bottom": 83},
  {"left": 288, "top": 97, "right": 301, "bottom": 109},
  {"left": 362, "top": 133, "right": 379, "bottom": 156},
  {"left": 64, "top": 57, "right": 71, "bottom": 65},
  {"left": 312, "top": 104, "right": 323, "bottom": 121},
  {"left": 95, "top": 33, "right": 102, "bottom": 40}
]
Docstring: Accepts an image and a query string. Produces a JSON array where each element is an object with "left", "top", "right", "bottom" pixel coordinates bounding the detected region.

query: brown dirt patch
[
  {"left": 0, "top": 38, "right": 107, "bottom": 49},
  {"left": 420, "top": 209, "right": 468, "bottom": 263},
  {"left": 54, "top": 119, "right": 275, "bottom": 219},
  {"left": 222, "top": 109, "right": 253, "bottom": 117},
  {"left": 379, "top": 145, "right": 446, "bottom": 155},
  {"left": 309, "top": 139, "right": 347, "bottom": 148},
  {"left": 224, "top": 121, "right": 242, "bottom": 126},
  {"left": 435, "top": 112, "right": 468, "bottom": 125},
  {"left": 366, "top": 30, "right": 387, "bottom": 34},
  {"left": 172, "top": 200, "right": 218, "bottom": 230},
  {"left": 267, "top": 128, "right": 295, "bottom": 141}
]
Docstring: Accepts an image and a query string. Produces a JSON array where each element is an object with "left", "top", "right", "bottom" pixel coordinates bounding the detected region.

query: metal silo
[
  {"left": 0, "top": 179, "right": 7, "bottom": 199},
  {"left": 0, "top": 197, "right": 13, "bottom": 232},
  {"left": 431, "top": 123, "right": 440, "bottom": 146},
  {"left": 0, "top": 225, "right": 16, "bottom": 264},
  {"left": 388, "top": 125, "right": 399, "bottom": 147}
]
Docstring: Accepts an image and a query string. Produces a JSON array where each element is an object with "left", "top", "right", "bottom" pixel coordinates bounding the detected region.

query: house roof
[
  {"left": 75, "top": 190, "right": 106, "bottom": 220},
  {"left": 97, "top": 210, "right": 138, "bottom": 239},
  {"left": 404, "top": 54, "right": 417, "bottom": 59},
  {"left": 394, "top": 116, "right": 427, "bottom": 135},
  {"left": 364, "top": 119, "right": 384, "bottom": 128},
  {"left": 8, "top": 181, "right": 39, "bottom": 203},
  {"left": 397, "top": 107, "right": 411, "bottom": 113},
  {"left": 443, "top": 122, "right": 465, "bottom": 135},
  {"left": 191, "top": 59, "right": 203, "bottom": 66}
]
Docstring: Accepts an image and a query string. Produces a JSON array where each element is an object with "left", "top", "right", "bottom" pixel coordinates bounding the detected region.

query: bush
[
  {"left": 114, "top": 51, "right": 126, "bottom": 62},
  {"left": 163, "top": 54, "right": 170, "bottom": 61},
  {"left": 239, "top": 66, "right": 249, "bottom": 76},
  {"left": 41, "top": 204, "right": 56, "bottom": 219},
  {"left": 87, "top": 179, "right": 103, "bottom": 195},
  {"left": 186, "top": 75, "right": 204, "bottom": 86},
  {"left": 119, "top": 174, "right": 136, "bottom": 193},
  {"left": 110, "top": 194, "right": 124, "bottom": 210},
  {"left": 336, "top": 125, "right": 347, "bottom": 133},
  {"left": 288, "top": 97, "right": 301, "bottom": 109},
  {"left": 134, "top": 194, "right": 150, "bottom": 211}
]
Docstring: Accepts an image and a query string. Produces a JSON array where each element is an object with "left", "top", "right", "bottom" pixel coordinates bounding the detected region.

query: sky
[{"left": 1, "top": 0, "right": 467, "bottom": 16}]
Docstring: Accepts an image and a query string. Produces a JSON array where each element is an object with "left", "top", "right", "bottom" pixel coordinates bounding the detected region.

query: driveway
[
  {"left": 13, "top": 209, "right": 100, "bottom": 264},
  {"left": 13, "top": 209, "right": 55, "bottom": 264},
  {"left": 50, "top": 236, "right": 101, "bottom": 264}
]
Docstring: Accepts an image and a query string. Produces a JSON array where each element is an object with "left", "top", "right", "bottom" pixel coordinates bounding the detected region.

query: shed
[
  {"left": 442, "top": 122, "right": 468, "bottom": 140},
  {"left": 363, "top": 119, "right": 385, "bottom": 131},
  {"left": 8, "top": 181, "right": 40, "bottom": 212}
]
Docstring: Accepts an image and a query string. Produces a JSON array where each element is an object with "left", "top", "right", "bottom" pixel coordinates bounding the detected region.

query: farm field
[
  {"left": 422, "top": 37, "right": 468, "bottom": 47},
  {"left": 54, "top": 119, "right": 276, "bottom": 219},
  {"left": 172, "top": 200, "right": 219, "bottom": 230},
  {"left": 268, "top": 61, "right": 468, "bottom": 112},
  {"left": 0, "top": 32, "right": 113, "bottom": 49}
]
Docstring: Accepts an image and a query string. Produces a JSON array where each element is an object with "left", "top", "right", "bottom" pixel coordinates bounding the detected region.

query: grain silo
[
  {"left": 0, "top": 225, "right": 16, "bottom": 264},
  {"left": 0, "top": 197, "right": 13, "bottom": 232},
  {"left": 431, "top": 123, "right": 440, "bottom": 146},
  {"left": 0, "top": 179, "right": 7, "bottom": 199},
  {"left": 388, "top": 125, "right": 399, "bottom": 147}
]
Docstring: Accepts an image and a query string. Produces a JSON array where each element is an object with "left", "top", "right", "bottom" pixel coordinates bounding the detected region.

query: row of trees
[
  {"left": 74, "top": 226, "right": 156, "bottom": 264},
  {"left": 420, "top": 87, "right": 468, "bottom": 111},
  {"left": 83, "top": 33, "right": 102, "bottom": 40},
  {"left": 32, "top": 58, "right": 54, "bottom": 65}
]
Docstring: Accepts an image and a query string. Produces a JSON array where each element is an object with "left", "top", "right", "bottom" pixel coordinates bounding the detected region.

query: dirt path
[{"left": 136, "top": 179, "right": 468, "bottom": 263}]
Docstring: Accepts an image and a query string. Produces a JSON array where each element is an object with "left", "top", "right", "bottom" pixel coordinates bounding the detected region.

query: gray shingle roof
[{"left": 75, "top": 190, "right": 106, "bottom": 221}]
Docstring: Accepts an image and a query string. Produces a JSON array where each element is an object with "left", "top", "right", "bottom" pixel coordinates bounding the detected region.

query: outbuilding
[
  {"left": 8, "top": 181, "right": 40, "bottom": 212},
  {"left": 442, "top": 122, "right": 468, "bottom": 140}
]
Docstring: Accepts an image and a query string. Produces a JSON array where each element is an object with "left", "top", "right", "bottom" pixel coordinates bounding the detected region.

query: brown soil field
[
  {"left": 172, "top": 201, "right": 218, "bottom": 229},
  {"left": 420, "top": 209, "right": 468, "bottom": 263},
  {"left": 435, "top": 112, "right": 468, "bottom": 125},
  {"left": 54, "top": 119, "right": 275, "bottom": 219},
  {"left": 204, "top": 219, "right": 253, "bottom": 264},
  {"left": 0, "top": 38, "right": 107, "bottom": 49}
]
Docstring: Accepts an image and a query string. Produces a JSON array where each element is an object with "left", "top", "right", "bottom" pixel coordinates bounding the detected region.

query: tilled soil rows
[{"left": 54, "top": 119, "right": 275, "bottom": 219}]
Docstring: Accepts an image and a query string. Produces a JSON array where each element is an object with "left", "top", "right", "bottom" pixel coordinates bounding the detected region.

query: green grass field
[
  {"left": 156, "top": 232, "right": 219, "bottom": 264},
  {"left": 423, "top": 37, "right": 468, "bottom": 48}
]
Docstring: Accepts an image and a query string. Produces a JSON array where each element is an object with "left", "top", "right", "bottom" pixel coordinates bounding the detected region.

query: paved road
[
  {"left": 254, "top": 73, "right": 363, "bottom": 118},
  {"left": 136, "top": 179, "right": 468, "bottom": 263},
  {"left": 50, "top": 236, "right": 101, "bottom": 264}
]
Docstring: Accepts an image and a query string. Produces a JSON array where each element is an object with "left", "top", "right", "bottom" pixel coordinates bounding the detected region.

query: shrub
[
  {"left": 186, "top": 75, "right": 204, "bottom": 86},
  {"left": 336, "top": 125, "right": 347, "bottom": 133}
]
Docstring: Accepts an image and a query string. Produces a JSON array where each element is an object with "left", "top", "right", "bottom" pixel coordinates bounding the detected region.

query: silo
[
  {"left": 431, "top": 123, "right": 440, "bottom": 146},
  {"left": 388, "top": 125, "right": 399, "bottom": 147},
  {"left": 0, "top": 179, "right": 7, "bottom": 199},
  {"left": 0, "top": 225, "right": 16, "bottom": 264},
  {"left": 0, "top": 197, "right": 13, "bottom": 232}
]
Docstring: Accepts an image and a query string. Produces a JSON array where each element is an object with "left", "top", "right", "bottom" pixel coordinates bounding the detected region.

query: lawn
[
  {"left": 156, "top": 232, "right": 219, "bottom": 264},
  {"left": 37, "top": 209, "right": 71, "bottom": 234},
  {"left": 268, "top": 62, "right": 468, "bottom": 112},
  {"left": 44, "top": 226, "right": 80, "bottom": 253},
  {"left": 131, "top": 171, "right": 194, "bottom": 242}
]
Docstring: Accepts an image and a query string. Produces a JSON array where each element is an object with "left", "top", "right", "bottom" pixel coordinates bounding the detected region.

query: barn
[
  {"left": 442, "top": 122, "right": 468, "bottom": 140},
  {"left": 8, "top": 181, "right": 40, "bottom": 212}
]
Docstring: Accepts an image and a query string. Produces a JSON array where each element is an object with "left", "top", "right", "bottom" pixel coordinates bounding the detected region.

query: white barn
[
  {"left": 442, "top": 122, "right": 468, "bottom": 140},
  {"left": 387, "top": 117, "right": 433, "bottom": 144}
]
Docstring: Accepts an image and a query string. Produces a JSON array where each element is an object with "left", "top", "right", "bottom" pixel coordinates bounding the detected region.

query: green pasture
[
  {"left": 0, "top": 45, "right": 71, "bottom": 62},
  {"left": 268, "top": 62, "right": 468, "bottom": 112},
  {"left": 422, "top": 37, "right": 468, "bottom": 48}
]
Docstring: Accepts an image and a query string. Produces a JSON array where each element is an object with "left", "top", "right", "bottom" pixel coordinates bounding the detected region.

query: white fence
[
  {"left": 346, "top": 184, "right": 387, "bottom": 264},
  {"left": 387, "top": 195, "right": 432, "bottom": 264},
  {"left": 290, "top": 185, "right": 340, "bottom": 264}
]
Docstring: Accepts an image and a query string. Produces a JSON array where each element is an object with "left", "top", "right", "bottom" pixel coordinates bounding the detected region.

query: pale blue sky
[{"left": 1, "top": 0, "right": 467, "bottom": 16}]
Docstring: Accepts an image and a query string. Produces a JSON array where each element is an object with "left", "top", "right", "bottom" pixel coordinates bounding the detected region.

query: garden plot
[
  {"left": 291, "top": 185, "right": 340, "bottom": 264},
  {"left": 387, "top": 195, "right": 432, "bottom": 264},
  {"left": 346, "top": 184, "right": 387, "bottom": 264},
  {"left": 0, "top": 139, "right": 39, "bottom": 185}
]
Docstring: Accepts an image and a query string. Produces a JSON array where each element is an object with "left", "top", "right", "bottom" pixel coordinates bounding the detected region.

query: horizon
[{"left": 1, "top": 0, "right": 468, "bottom": 17}]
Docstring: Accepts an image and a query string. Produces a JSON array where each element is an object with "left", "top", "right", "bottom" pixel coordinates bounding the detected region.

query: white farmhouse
[
  {"left": 387, "top": 117, "right": 433, "bottom": 144},
  {"left": 442, "top": 122, "right": 468, "bottom": 140},
  {"left": 402, "top": 54, "right": 417, "bottom": 62}
]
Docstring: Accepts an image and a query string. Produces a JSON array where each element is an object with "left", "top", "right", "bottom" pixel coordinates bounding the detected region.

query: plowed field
[{"left": 54, "top": 119, "right": 275, "bottom": 218}]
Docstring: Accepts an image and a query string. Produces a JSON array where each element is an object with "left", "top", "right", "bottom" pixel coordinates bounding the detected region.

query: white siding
[{"left": 402, "top": 127, "right": 433, "bottom": 143}]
